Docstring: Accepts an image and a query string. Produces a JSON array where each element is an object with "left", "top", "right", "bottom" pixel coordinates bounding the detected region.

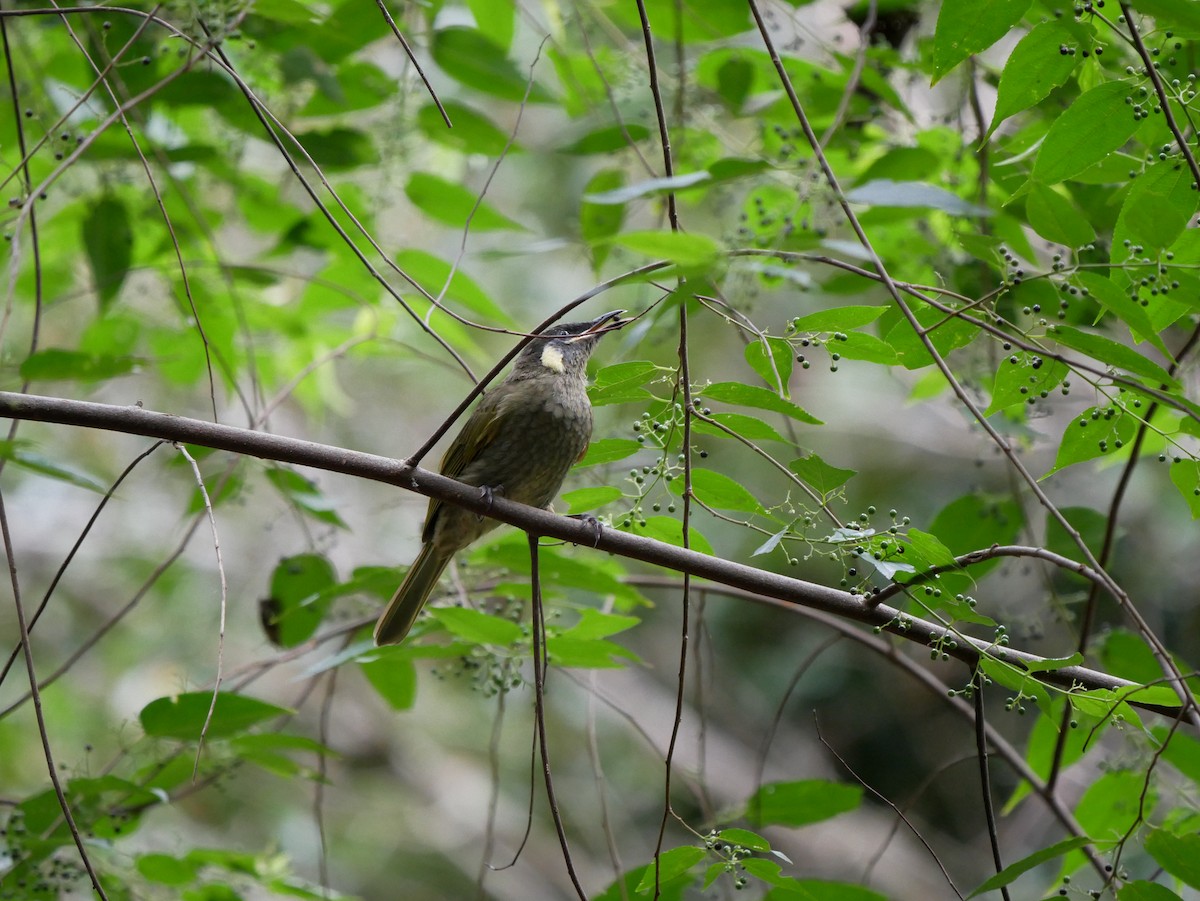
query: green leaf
[
  {"left": 1118, "top": 882, "right": 1185, "bottom": 901},
  {"left": 791, "top": 305, "right": 886, "bottom": 333},
  {"left": 1168, "top": 459, "right": 1200, "bottom": 518},
  {"left": 137, "top": 853, "right": 199, "bottom": 886},
  {"left": 429, "top": 607, "right": 523, "bottom": 645},
  {"left": 1074, "top": 769, "right": 1155, "bottom": 838},
  {"left": 844, "top": 179, "right": 988, "bottom": 216},
  {"left": 703, "top": 381, "right": 823, "bottom": 425},
  {"left": 904, "top": 528, "right": 957, "bottom": 567},
  {"left": 1077, "top": 271, "right": 1170, "bottom": 356},
  {"left": 744, "top": 337, "right": 794, "bottom": 393},
  {"left": 967, "top": 836, "right": 1093, "bottom": 898},
  {"left": 988, "top": 19, "right": 1085, "bottom": 136},
  {"left": 986, "top": 351, "right": 1069, "bottom": 415},
  {"left": 393, "top": 249, "right": 513, "bottom": 323},
  {"left": 626, "top": 515, "right": 715, "bottom": 556},
  {"left": 466, "top": 0, "right": 514, "bottom": 49},
  {"left": 20, "top": 348, "right": 138, "bottom": 382},
  {"left": 1047, "top": 405, "right": 1137, "bottom": 476},
  {"left": 578, "top": 438, "right": 642, "bottom": 467},
  {"left": 593, "top": 866, "right": 687, "bottom": 901},
  {"left": 1124, "top": 0, "right": 1200, "bottom": 33},
  {"left": 714, "top": 55, "right": 754, "bottom": 110},
  {"left": 1005, "top": 697, "right": 1095, "bottom": 811},
  {"left": 544, "top": 635, "right": 639, "bottom": 668},
  {"left": 1115, "top": 161, "right": 1199, "bottom": 251},
  {"left": 978, "top": 656, "right": 1052, "bottom": 714},
  {"left": 294, "top": 127, "right": 378, "bottom": 170},
  {"left": 581, "top": 169, "right": 627, "bottom": 272},
  {"left": 559, "top": 608, "right": 640, "bottom": 640},
  {"left": 1044, "top": 506, "right": 1107, "bottom": 578},
  {"left": 929, "top": 494, "right": 1023, "bottom": 563},
  {"left": 560, "top": 123, "right": 651, "bottom": 155},
  {"left": 1100, "top": 629, "right": 1166, "bottom": 684},
  {"left": 789, "top": 454, "right": 856, "bottom": 495},
  {"left": 229, "top": 732, "right": 335, "bottom": 779},
  {"left": 561, "top": 485, "right": 624, "bottom": 513},
  {"left": 430, "top": 27, "right": 552, "bottom": 102},
  {"left": 478, "top": 541, "right": 647, "bottom": 607},
  {"left": 670, "top": 468, "right": 764, "bottom": 514},
  {"left": 0, "top": 440, "right": 107, "bottom": 493},
  {"left": 635, "top": 847, "right": 705, "bottom": 892},
  {"left": 1050, "top": 325, "right": 1176, "bottom": 386},
  {"left": 830, "top": 332, "right": 900, "bottom": 364},
  {"left": 140, "top": 693, "right": 291, "bottom": 741},
  {"left": 1026, "top": 183, "right": 1096, "bottom": 247},
  {"left": 695, "top": 412, "right": 789, "bottom": 443},
  {"left": 1021, "top": 652, "right": 1084, "bottom": 674},
  {"left": 745, "top": 863, "right": 886, "bottom": 899},
  {"left": 591, "top": 360, "right": 660, "bottom": 393},
  {"left": 405, "top": 172, "right": 525, "bottom": 232},
  {"left": 716, "top": 828, "right": 770, "bottom": 852},
  {"left": 612, "top": 230, "right": 721, "bottom": 271},
  {"left": 1159, "top": 731, "right": 1200, "bottom": 789},
  {"left": 1033, "top": 82, "right": 1141, "bottom": 184},
  {"left": 416, "top": 101, "right": 515, "bottom": 156},
  {"left": 582, "top": 171, "right": 709, "bottom": 203},
  {"left": 83, "top": 195, "right": 133, "bottom": 309},
  {"left": 263, "top": 553, "right": 338, "bottom": 647},
  {"left": 744, "top": 780, "right": 861, "bottom": 827},
  {"left": 299, "top": 60, "right": 393, "bottom": 116},
  {"left": 265, "top": 468, "right": 347, "bottom": 529},
  {"left": 706, "top": 157, "right": 771, "bottom": 184},
  {"left": 253, "top": 0, "right": 322, "bottom": 23},
  {"left": 932, "top": 0, "right": 1031, "bottom": 81},
  {"left": 883, "top": 300, "right": 980, "bottom": 369},
  {"left": 360, "top": 655, "right": 418, "bottom": 710},
  {"left": 230, "top": 732, "right": 334, "bottom": 756}
]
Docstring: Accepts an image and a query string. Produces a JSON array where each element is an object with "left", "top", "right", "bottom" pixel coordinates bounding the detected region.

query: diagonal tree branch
[{"left": 0, "top": 389, "right": 1184, "bottom": 714}]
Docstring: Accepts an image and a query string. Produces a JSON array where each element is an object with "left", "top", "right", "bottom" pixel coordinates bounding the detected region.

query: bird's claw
[
  {"left": 569, "top": 513, "right": 604, "bottom": 547},
  {"left": 477, "top": 484, "right": 504, "bottom": 520}
]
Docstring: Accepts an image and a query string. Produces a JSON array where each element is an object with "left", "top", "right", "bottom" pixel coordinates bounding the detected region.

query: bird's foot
[
  {"left": 569, "top": 513, "right": 604, "bottom": 547},
  {"left": 477, "top": 484, "right": 504, "bottom": 520}
]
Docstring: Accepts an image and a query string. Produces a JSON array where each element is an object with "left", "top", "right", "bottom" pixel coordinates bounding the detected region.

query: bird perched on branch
[{"left": 373, "top": 310, "right": 628, "bottom": 646}]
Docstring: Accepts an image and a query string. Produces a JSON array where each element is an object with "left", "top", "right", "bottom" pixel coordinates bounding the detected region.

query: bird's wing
[{"left": 420, "top": 386, "right": 515, "bottom": 541}]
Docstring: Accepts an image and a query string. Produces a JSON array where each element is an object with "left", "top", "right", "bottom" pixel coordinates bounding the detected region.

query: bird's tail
[{"left": 374, "top": 543, "right": 450, "bottom": 646}]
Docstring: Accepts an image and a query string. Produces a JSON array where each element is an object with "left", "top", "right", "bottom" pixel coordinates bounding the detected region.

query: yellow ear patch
[{"left": 540, "top": 344, "right": 565, "bottom": 373}]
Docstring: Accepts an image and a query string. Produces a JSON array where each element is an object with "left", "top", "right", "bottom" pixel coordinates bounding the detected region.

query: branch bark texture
[{"left": 0, "top": 390, "right": 1163, "bottom": 708}]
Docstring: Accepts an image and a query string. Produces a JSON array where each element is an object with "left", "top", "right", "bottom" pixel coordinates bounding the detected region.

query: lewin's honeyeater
[{"left": 373, "top": 310, "right": 628, "bottom": 646}]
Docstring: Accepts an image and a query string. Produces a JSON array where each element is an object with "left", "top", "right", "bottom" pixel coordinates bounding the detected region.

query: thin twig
[
  {"left": 1121, "top": 5, "right": 1200, "bottom": 188},
  {"left": 315, "top": 668, "right": 337, "bottom": 898},
  {"left": 175, "top": 443, "right": 230, "bottom": 777},
  {"left": 373, "top": 0, "right": 451, "bottom": 127},
  {"left": 528, "top": 534, "right": 588, "bottom": 900},
  {"left": 0, "top": 442, "right": 163, "bottom": 690},
  {"left": 973, "top": 685, "right": 1011, "bottom": 901},
  {"left": 0, "top": 487, "right": 109, "bottom": 898},
  {"left": 815, "top": 715, "right": 964, "bottom": 898}
]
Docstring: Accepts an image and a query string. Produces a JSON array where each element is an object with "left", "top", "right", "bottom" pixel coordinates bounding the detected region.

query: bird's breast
[{"left": 457, "top": 380, "right": 593, "bottom": 509}]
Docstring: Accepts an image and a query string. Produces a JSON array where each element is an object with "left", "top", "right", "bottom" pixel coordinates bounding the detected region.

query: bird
[{"left": 373, "top": 309, "right": 628, "bottom": 646}]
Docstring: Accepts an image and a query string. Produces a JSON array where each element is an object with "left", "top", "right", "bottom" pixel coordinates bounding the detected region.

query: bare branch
[{"left": 0, "top": 390, "right": 1178, "bottom": 712}]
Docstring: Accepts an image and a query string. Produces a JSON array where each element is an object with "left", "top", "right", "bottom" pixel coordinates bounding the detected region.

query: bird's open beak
[{"left": 568, "top": 310, "right": 627, "bottom": 342}]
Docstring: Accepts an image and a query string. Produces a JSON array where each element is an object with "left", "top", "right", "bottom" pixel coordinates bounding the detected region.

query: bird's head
[{"left": 516, "top": 310, "right": 627, "bottom": 376}]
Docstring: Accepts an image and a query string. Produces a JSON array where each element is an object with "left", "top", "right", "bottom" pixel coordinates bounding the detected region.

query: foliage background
[{"left": 2, "top": 0, "right": 1200, "bottom": 899}]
